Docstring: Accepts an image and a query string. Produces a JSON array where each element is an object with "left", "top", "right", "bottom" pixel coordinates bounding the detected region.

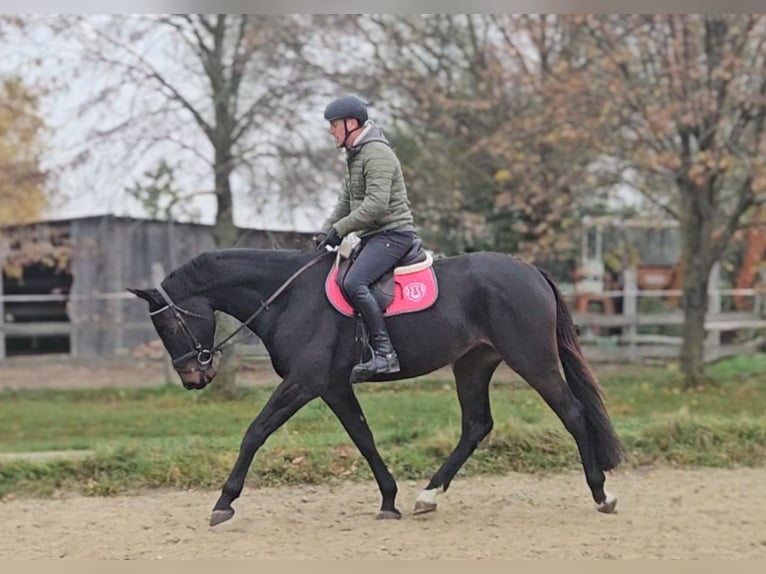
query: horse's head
[{"left": 128, "top": 287, "right": 219, "bottom": 390}]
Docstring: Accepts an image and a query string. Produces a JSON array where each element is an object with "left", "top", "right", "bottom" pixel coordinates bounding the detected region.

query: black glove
[{"left": 317, "top": 227, "right": 342, "bottom": 250}]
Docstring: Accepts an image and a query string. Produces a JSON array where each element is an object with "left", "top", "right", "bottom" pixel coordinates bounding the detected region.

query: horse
[{"left": 129, "top": 246, "right": 623, "bottom": 527}]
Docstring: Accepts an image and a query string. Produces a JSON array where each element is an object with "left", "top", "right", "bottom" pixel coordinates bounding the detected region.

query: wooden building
[{"left": 0, "top": 215, "right": 313, "bottom": 359}]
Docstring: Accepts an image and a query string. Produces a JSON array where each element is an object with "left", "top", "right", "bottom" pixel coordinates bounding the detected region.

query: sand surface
[{"left": 2, "top": 467, "right": 765, "bottom": 559}]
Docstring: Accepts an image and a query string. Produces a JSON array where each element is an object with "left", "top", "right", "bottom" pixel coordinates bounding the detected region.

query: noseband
[
  {"left": 150, "top": 251, "right": 332, "bottom": 375},
  {"left": 151, "top": 285, "right": 218, "bottom": 374}
]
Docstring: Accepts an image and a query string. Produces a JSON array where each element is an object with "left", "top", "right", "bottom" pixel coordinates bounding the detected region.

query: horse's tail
[{"left": 537, "top": 268, "right": 624, "bottom": 471}]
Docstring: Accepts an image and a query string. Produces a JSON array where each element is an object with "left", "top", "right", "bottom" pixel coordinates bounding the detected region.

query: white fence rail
[
  {"left": 2, "top": 281, "right": 765, "bottom": 363},
  {"left": 569, "top": 264, "right": 766, "bottom": 362}
]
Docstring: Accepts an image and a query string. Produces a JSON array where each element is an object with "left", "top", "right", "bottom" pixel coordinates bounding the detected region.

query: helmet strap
[{"left": 341, "top": 118, "right": 363, "bottom": 148}]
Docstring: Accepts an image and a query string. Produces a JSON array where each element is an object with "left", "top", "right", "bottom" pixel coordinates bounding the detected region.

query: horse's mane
[{"left": 162, "top": 248, "right": 314, "bottom": 296}]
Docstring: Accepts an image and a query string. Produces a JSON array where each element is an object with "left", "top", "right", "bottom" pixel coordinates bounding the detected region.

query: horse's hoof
[
  {"left": 413, "top": 501, "right": 437, "bottom": 515},
  {"left": 209, "top": 508, "right": 235, "bottom": 526},
  {"left": 596, "top": 493, "right": 617, "bottom": 514},
  {"left": 375, "top": 509, "right": 402, "bottom": 520}
]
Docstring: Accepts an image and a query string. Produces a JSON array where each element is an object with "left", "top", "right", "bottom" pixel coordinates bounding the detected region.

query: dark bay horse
[{"left": 129, "top": 247, "right": 623, "bottom": 526}]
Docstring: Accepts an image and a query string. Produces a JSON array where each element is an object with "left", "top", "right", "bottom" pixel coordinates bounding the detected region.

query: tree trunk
[
  {"left": 679, "top": 266, "right": 709, "bottom": 388},
  {"left": 212, "top": 159, "right": 238, "bottom": 249},
  {"left": 210, "top": 313, "right": 243, "bottom": 399},
  {"left": 678, "top": 176, "right": 715, "bottom": 388},
  {"left": 209, "top": 153, "right": 241, "bottom": 399}
]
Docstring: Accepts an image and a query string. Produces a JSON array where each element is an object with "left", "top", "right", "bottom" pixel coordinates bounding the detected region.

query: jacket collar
[{"left": 346, "top": 121, "right": 390, "bottom": 157}]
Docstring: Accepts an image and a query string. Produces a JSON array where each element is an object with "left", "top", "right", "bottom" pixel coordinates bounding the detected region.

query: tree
[
  {"left": 47, "top": 14, "right": 332, "bottom": 247},
  {"left": 0, "top": 76, "right": 48, "bottom": 226},
  {"left": 327, "top": 15, "right": 605, "bottom": 263},
  {"left": 572, "top": 15, "right": 766, "bottom": 386},
  {"left": 478, "top": 15, "right": 610, "bottom": 261},
  {"left": 343, "top": 15, "right": 766, "bottom": 384},
  {"left": 335, "top": 15, "right": 516, "bottom": 254},
  {"left": 125, "top": 160, "right": 200, "bottom": 222},
  {"left": 40, "top": 14, "right": 336, "bottom": 395}
]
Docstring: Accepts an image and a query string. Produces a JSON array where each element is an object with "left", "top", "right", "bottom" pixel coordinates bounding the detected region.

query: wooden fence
[
  {"left": 0, "top": 215, "right": 313, "bottom": 360},
  {"left": 2, "top": 279, "right": 765, "bottom": 363},
  {"left": 0, "top": 291, "right": 150, "bottom": 360},
  {"left": 569, "top": 264, "right": 766, "bottom": 363}
]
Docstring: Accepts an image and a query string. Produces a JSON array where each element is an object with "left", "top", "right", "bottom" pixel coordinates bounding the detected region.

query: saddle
[{"left": 325, "top": 237, "right": 439, "bottom": 317}]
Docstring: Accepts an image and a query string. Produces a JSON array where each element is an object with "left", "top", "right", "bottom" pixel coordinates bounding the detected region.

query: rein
[{"left": 154, "top": 250, "right": 332, "bottom": 372}]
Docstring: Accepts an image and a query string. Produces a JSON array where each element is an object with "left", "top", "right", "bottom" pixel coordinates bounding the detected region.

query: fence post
[
  {"left": 706, "top": 262, "right": 721, "bottom": 360},
  {"left": 622, "top": 267, "right": 638, "bottom": 361}
]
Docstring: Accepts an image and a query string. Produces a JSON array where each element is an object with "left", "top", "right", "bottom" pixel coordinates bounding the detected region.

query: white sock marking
[{"left": 416, "top": 488, "right": 441, "bottom": 505}]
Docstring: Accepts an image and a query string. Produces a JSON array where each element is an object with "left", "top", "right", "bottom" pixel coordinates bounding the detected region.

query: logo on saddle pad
[
  {"left": 325, "top": 256, "right": 438, "bottom": 318},
  {"left": 404, "top": 282, "right": 427, "bottom": 302}
]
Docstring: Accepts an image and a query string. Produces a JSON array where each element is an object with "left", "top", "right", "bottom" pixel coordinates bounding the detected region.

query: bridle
[
  {"left": 150, "top": 251, "right": 332, "bottom": 375},
  {"left": 150, "top": 285, "right": 218, "bottom": 373}
]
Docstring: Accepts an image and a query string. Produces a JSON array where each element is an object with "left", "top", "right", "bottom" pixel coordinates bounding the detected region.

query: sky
[
  {"left": 3, "top": 9, "right": 750, "bottom": 232},
  {"left": 1, "top": 15, "right": 339, "bottom": 232}
]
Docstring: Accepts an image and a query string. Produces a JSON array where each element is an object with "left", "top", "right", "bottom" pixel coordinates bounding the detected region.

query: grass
[{"left": 2, "top": 354, "right": 766, "bottom": 497}]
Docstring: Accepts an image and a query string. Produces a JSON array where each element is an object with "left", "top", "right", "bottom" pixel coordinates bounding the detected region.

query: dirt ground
[
  {"left": 1, "top": 467, "right": 765, "bottom": 559},
  {"left": 0, "top": 354, "right": 533, "bottom": 390},
  {"left": 2, "top": 357, "right": 765, "bottom": 559},
  {"left": 0, "top": 353, "right": 662, "bottom": 391},
  {"left": 0, "top": 354, "right": 283, "bottom": 390}
]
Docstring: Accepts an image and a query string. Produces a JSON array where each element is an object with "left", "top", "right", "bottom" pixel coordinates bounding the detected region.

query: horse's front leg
[
  {"left": 322, "top": 383, "right": 401, "bottom": 519},
  {"left": 210, "top": 378, "right": 319, "bottom": 526}
]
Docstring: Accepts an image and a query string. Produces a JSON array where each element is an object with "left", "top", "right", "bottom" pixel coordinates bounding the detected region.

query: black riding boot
[{"left": 350, "top": 288, "right": 400, "bottom": 383}]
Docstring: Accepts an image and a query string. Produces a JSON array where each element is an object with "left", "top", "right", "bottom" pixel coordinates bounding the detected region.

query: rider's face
[{"left": 329, "top": 118, "right": 359, "bottom": 147}]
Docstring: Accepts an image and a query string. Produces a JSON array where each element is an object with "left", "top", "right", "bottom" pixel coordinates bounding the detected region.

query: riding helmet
[{"left": 323, "top": 94, "right": 369, "bottom": 124}]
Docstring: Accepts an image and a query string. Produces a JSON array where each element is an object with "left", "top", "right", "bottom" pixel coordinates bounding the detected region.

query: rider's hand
[
  {"left": 316, "top": 227, "right": 342, "bottom": 250},
  {"left": 325, "top": 227, "right": 342, "bottom": 247}
]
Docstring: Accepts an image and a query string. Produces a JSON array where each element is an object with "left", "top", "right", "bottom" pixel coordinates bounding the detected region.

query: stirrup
[
  {"left": 376, "top": 352, "right": 400, "bottom": 373},
  {"left": 350, "top": 352, "right": 400, "bottom": 383}
]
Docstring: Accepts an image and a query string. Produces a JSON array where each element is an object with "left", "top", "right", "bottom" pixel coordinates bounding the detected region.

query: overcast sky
[{"left": 1, "top": 15, "right": 339, "bottom": 232}]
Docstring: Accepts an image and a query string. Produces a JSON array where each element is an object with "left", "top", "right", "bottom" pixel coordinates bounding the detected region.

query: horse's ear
[{"left": 128, "top": 288, "right": 157, "bottom": 303}]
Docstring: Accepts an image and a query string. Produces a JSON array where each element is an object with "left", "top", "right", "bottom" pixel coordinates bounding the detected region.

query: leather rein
[{"left": 150, "top": 251, "right": 332, "bottom": 374}]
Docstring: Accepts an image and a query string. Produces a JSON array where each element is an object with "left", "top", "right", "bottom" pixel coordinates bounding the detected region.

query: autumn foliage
[{"left": 0, "top": 76, "right": 48, "bottom": 225}]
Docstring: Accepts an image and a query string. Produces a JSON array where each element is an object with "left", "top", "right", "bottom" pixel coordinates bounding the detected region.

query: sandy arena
[
  {"left": 2, "top": 357, "right": 765, "bottom": 559},
  {"left": 2, "top": 467, "right": 766, "bottom": 559}
]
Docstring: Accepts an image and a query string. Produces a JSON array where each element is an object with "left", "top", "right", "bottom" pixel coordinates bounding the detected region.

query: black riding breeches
[{"left": 342, "top": 231, "right": 417, "bottom": 301}]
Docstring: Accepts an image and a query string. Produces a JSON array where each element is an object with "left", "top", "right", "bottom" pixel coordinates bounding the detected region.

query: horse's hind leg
[
  {"left": 414, "top": 345, "right": 500, "bottom": 515},
  {"left": 509, "top": 359, "right": 615, "bottom": 513},
  {"left": 322, "top": 383, "right": 401, "bottom": 520}
]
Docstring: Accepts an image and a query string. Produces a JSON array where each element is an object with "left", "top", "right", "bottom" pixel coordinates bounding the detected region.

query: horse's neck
[{"left": 202, "top": 250, "right": 318, "bottom": 334}]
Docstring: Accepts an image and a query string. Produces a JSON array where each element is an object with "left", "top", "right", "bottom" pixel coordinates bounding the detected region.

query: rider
[{"left": 316, "top": 94, "right": 419, "bottom": 383}]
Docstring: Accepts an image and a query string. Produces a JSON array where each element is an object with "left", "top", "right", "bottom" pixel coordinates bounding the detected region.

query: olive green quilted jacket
[{"left": 322, "top": 124, "right": 415, "bottom": 238}]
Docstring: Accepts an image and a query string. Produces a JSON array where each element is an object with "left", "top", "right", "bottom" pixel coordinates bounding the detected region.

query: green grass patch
[{"left": 2, "top": 354, "right": 766, "bottom": 497}]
